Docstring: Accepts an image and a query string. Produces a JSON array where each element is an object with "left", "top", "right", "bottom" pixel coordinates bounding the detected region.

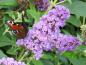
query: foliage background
[{"left": 0, "top": 0, "right": 86, "bottom": 65}]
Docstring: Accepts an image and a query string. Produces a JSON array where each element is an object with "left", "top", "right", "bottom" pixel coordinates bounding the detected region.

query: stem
[
  {"left": 54, "top": 55, "right": 60, "bottom": 65},
  {"left": 83, "top": 17, "right": 85, "bottom": 25},
  {"left": 58, "top": 61, "right": 60, "bottom": 65},
  {"left": 54, "top": 0, "right": 58, "bottom": 4},
  {"left": 45, "top": 0, "right": 54, "bottom": 14},
  {"left": 3, "top": 28, "right": 10, "bottom": 35},
  {"left": 19, "top": 51, "right": 28, "bottom": 61},
  {"left": 26, "top": 56, "right": 34, "bottom": 65},
  {"left": 56, "top": 1, "right": 66, "bottom": 5},
  {"left": 57, "top": 54, "right": 60, "bottom": 65},
  {"left": 0, "top": 23, "right": 4, "bottom": 28},
  {"left": 45, "top": 0, "right": 66, "bottom": 14},
  {"left": 54, "top": 51, "right": 61, "bottom": 65},
  {"left": 18, "top": 48, "right": 24, "bottom": 60}
]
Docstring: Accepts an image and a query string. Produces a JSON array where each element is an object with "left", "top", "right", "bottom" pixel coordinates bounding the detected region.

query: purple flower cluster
[
  {"left": 82, "top": 41, "right": 86, "bottom": 45},
  {"left": 48, "top": 5, "right": 70, "bottom": 27},
  {"left": 0, "top": 57, "right": 26, "bottom": 65},
  {"left": 34, "top": 0, "right": 50, "bottom": 11},
  {"left": 16, "top": 5, "right": 80, "bottom": 60},
  {"left": 53, "top": 33, "right": 81, "bottom": 52}
]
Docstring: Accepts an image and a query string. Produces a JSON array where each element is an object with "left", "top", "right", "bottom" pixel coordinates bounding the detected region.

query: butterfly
[{"left": 6, "top": 20, "right": 34, "bottom": 39}]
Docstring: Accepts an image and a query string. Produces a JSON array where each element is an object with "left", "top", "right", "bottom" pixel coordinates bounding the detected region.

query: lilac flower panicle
[
  {"left": 16, "top": 5, "right": 76, "bottom": 60},
  {"left": 34, "top": 0, "right": 50, "bottom": 11},
  {"left": 55, "top": 34, "right": 81, "bottom": 52},
  {"left": 0, "top": 57, "right": 26, "bottom": 65}
]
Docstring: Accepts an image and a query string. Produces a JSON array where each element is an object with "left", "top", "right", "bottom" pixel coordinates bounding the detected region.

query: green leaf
[
  {"left": 63, "top": 51, "right": 86, "bottom": 65},
  {"left": 32, "top": 59, "right": 44, "bottom": 65},
  {"left": 66, "top": 0, "right": 72, "bottom": 4},
  {"left": 7, "top": 47, "right": 18, "bottom": 55},
  {"left": 26, "top": 3, "right": 44, "bottom": 23},
  {"left": 0, "top": 50, "right": 7, "bottom": 58},
  {"left": 59, "top": 56, "right": 69, "bottom": 65},
  {"left": 32, "top": 59, "right": 54, "bottom": 65},
  {"left": 75, "top": 45, "right": 86, "bottom": 53},
  {"left": 5, "top": 11, "right": 17, "bottom": 19},
  {"left": 61, "top": 29, "right": 71, "bottom": 35},
  {"left": 69, "top": 1, "right": 86, "bottom": 17},
  {"left": 67, "top": 15, "right": 81, "bottom": 27},
  {"left": 62, "top": 23, "right": 76, "bottom": 35},
  {"left": 77, "top": 34, "right": 83, "bottom": 42},
  {"left": 42, "top": 59, "right": 54, "bottom": 65},
  {"left": 63, "top": 52, "right": 77, "bottom": 59},
  {"left": 26, "top": 10, "right": 40, "bottom": 23},
  {"left": 42, "top": 53, "right": 54, "bottom": 60},
  {"left": 0, "top": 26, "right": 5, "bottom": 37},
  {"left": 69, "top": 57, "right": 86, "bottom": 65},
  {"left": 0, "top": 0, "right": 18, "bottom": 9},
  {"left": 0, "top": 35, "right": 14, "bottom": 47}
]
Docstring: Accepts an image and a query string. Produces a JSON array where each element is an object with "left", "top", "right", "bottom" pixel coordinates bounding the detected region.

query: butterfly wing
[
  {"left": 12, "top": 22, "right": 29, "bottom": 39},
  {"left": 6, "top": 20, "right": 34, "bottom": 39}
]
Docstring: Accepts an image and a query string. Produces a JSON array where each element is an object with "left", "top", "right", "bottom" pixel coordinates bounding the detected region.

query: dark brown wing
[
  {"left": 15, "top": 22, "right": 34, "bottom": 39},
  {"left": 16, "top": 27, "right": 28, "bottom": 39}
]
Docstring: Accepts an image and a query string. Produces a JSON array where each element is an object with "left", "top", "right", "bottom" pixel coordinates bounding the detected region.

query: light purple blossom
[
  {"left": 34, "top": 0, "right": 50, "bottom": 11},
  {"left": 54, "top": 34, "right": 81, "bottom": 52},
  {"left": 0, "top": 57, "right": 26, "bottom": 65},
  {"left": 47, "top": 5, "right": 70, "bottom": 27}
]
